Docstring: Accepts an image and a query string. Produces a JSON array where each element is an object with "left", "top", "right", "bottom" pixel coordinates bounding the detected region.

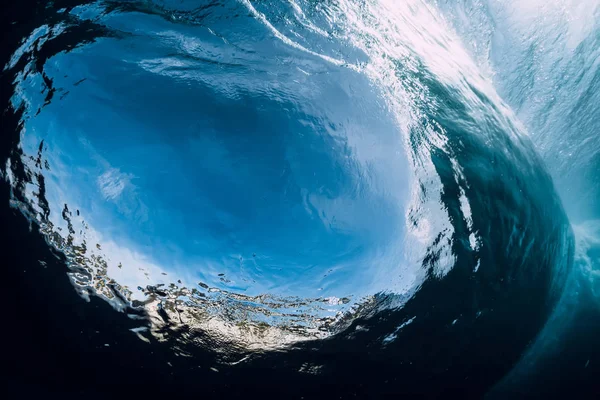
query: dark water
[{"left": 1, "top": 0, "right": 599, "bottom": 398}]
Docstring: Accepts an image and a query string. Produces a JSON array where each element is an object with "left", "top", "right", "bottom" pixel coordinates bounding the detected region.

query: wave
[
  {"left": 435, "top": 0, "right": 600, "bottom": 392},
  {"left": 0, "top": 0, "right": 581, "bottom": 395}
]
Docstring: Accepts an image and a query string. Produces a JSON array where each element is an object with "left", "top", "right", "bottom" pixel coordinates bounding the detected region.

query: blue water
[{"left": 1, "top": 0, "right": 598, "bottom": 396}]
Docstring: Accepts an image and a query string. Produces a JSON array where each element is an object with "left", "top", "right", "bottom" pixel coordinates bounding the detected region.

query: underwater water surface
[{"left": 0, "top": 0, "right": 598, "bottom": 398}]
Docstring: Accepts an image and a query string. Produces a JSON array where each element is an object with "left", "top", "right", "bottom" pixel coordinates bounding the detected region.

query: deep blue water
[{"left": 1, "top": 0, "right": 598, "bottom": 398}]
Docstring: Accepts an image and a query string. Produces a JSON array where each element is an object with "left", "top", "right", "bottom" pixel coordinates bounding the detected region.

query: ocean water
[{"left": 0, "top": 0, "right": 598, "bottom": 397}]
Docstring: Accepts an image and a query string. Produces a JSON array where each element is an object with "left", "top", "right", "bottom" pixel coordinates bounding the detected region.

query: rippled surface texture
[{"left": 1, "top": 0, "right": 597, "bottom": 397}]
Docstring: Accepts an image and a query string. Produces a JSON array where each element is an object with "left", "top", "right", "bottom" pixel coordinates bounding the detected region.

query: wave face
[
  {"left": 442, "top": 0, "right": 600, "bottom": 296},
  {"left": 0, "top": 0, "right": 578, "bottom": 396},
  {"left": 433, "top": 1, "right": 600, "bottom": 394}
]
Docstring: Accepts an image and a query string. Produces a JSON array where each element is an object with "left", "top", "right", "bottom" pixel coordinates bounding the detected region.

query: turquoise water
[{"left": 436, "top": 0, "right": 600, "bottom": 393}]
